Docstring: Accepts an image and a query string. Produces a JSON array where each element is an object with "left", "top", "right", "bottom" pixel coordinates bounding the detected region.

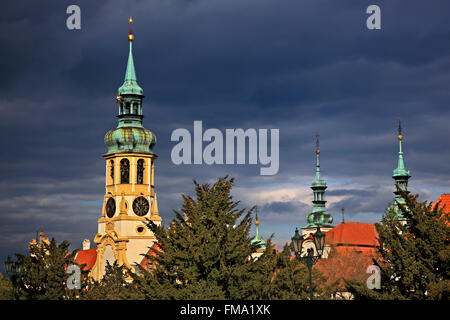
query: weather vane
[
  {"left": 398, "top": 119, "right": 402, "bottom": 136},
  {"left": 342, "top": 207, "right": 345, "bottom": 223}
]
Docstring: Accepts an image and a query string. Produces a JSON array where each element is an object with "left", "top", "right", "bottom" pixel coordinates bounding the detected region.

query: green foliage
[
  {"left": 81, "top": 261, "right": 137, "bottom": 300},
  {"left": 267, "top": 244, "right": 327, "bottom": 300},
  {"left": 132, "top": 176, "right": 316, "bottom": 300},
  {"left": 0, "top": 273, "right": 14, "bottom": 300},
  {"left": 132, "top": 176, "right": 261, "bottom": 299},
  {"left": 15, "top": 238, "right": 85, "bottom": 300},
  {"left": 346, "top": 189, "right": 450, "bottom": 300}
]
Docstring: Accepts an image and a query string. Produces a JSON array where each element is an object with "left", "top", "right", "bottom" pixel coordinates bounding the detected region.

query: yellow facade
[{"left": 92, "top": 152, "right": 161, "bottom": 280}]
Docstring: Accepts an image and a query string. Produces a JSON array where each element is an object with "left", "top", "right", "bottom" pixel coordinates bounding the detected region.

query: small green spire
[
  {"left": 118, "top": 18, "right": 143, "bottom": 95},
  {"left": 393, "top": 120, "right": 410, "bottom": 178},
  {"left": 251, "top": 207, "right": 266, "bottom": 250},
  {"left": 312, "top": 133, "right": 325, "bottom": 187},
  {"left": 389, "top": 119, "right": 411, "bottom": 220}
]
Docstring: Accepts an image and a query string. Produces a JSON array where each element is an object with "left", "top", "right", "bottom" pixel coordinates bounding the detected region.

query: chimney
[{"left": 82, "top": 239, "right": 90, "bottom": 250}]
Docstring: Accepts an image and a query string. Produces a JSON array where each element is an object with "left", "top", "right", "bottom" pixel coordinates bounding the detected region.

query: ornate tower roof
[
  {"left": 303, "top": 133, "right": 333, "bottom": 229},
  {"left": 389, "top": 120, "right": 411, "bottom": 220},
  {"left": 251, "top": 207, "right": 266, "bottom": 250},
  {"left": 104, "top": 18, "right": 156, "bottom": 156}
]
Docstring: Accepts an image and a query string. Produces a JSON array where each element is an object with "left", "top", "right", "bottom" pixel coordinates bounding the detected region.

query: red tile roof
[
  {"left": 432, "top": 194, "right": 450, "bottom": 212},
  {"left": 75, "top": 248, "right": 97, "bottom": 271},
  {"left": 140, "top": 242, "right": 163, "bottom": 269},
  {"left": 325, "top": 222, "right": 379, "bottom": 247},
  {"left": 432, "top": 193, "right": 450, "bottom": 225}
]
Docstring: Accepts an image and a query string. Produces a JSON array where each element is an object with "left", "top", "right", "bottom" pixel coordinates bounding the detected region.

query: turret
[{"left": 302, "top": 133, "right": 333, "bottom": 235}]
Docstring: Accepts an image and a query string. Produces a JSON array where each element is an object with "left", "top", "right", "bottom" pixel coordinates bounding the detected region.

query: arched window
[
  {"left": 137, "top": 159, "right": 144, "bottom": 184},
  {"left": 133, "top": 104, "right": 138, "bottom": 114},
  {"left": 120, "top": 159, "right": 130, "bottom": 184},
  {"left": 110, "top": 160, "right": 114, "bottom": 182},
  {"left": 125, "top": 103, "right": 130, "bottom": 114}
]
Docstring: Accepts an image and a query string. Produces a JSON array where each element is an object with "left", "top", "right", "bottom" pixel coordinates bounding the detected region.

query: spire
[
  {"left": 393, "top": 119, "right": 410, "bottom": 177},
  {"left": 255, "top": 206, "right": 260, "bottom": 239},
  {"left": 311, "top": 133, "right": 326, "bottom": 192},
  {"left": 118, "top": 17, "right": 143, "bottom": 96},
  {"left": 390, "top": 119, "right": 411, "bottom": 220},
  {"left": 104, "top": 18, "right": 156, "bottom": 156},
  {"left": 314, "top": 132, "right": 322, "bottom": 181},
  {"left": 303, "top": 133, "right": 333, "bottom": 229},
  {"left": 251, "top": 206, "right": 266, "bottom": 250}
]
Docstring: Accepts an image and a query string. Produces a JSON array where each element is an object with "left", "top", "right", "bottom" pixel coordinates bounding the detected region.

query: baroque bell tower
[
  {"left": 302, "top": 134, "right": 334, "bottom": 236},
  {"left": 93, "top": 18, "right": 161, "bottom": 280}
]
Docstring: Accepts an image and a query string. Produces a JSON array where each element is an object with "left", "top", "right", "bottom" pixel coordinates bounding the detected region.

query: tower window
[
  {"left": 137, "top": 159, "right": 144, "bottom": 184},
  {"left": 133, "top": 104, "right": 138, "bottom": 114},
  {"left": 110, "top": 160, "right": 114, "bottom": 182},
  {"left": 120, "top": 159, "right": 130, "bottom": 184},
  {"left": 125, "top": 103, "right": 130, "bottom": 114}
]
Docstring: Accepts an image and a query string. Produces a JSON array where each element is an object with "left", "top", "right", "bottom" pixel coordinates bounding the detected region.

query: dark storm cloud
[
  {"left": 1, "top": 0, "right": 450, "bottom": 267},
  {"left": 261, "top": 201, "right": 309, "bottom": 215}
]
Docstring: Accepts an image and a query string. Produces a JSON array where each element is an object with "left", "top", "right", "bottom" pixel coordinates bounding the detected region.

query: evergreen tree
[
  {"left": 132, "top": 176, "right": 280, "bottom": 299},
  {"left": 15, "top": 238, "right": 85, "bottom": 300},
  {"left": 81, "top": 261, "right": 137, "bottom": 300},
  {"left": 346, "top": 189, "right": 450, "bottom": 300},
  {"left": 0, "top": 273, "right": 14, "bottom": 300},
  {"left": 267, "top": 244, "right": 327, "bottom": 300}
]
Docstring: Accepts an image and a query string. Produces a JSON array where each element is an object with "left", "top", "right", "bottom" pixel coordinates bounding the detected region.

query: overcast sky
[{"left": 1, "top": 0, "right": 450, "bottom": 269}]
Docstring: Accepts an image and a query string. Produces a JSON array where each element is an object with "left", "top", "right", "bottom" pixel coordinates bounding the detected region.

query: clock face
[
  {"left": 105, "top": 198, "right": 116, "bottom": 218},
  {"left": 133, "top": 196, "right": 149, "bottom": 216}
]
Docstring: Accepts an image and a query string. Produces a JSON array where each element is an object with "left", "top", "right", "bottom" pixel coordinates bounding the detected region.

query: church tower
[
  {"left": 93, "top": 18, "right": 162, "bottom": 280},
  {"left": 388, "top": 119, "right": 411, "bottom": 221},
  {"left": 301, "top": 134, "right": 333, "bottom": 238}
]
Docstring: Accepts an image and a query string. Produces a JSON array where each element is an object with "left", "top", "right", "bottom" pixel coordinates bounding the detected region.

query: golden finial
[
  {"left": 128, "top": 17, "right": 134, "bottom": 42},
  {"left": 255, "top": 206, "right": 260, "bottom": 226},
  {"left": 398, "top": 119, "right": 403, "bottom": 141}
]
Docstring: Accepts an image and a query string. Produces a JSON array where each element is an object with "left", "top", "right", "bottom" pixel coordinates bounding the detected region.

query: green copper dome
[
  {"left": 104, "top": 127, "right": 156, "bottom": 155},
  {"left": 306, "top": 211, "right": 333, "bottom": 226},
  {"left": 251, "top": 214, "right": 266, "bottom": 251}
]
